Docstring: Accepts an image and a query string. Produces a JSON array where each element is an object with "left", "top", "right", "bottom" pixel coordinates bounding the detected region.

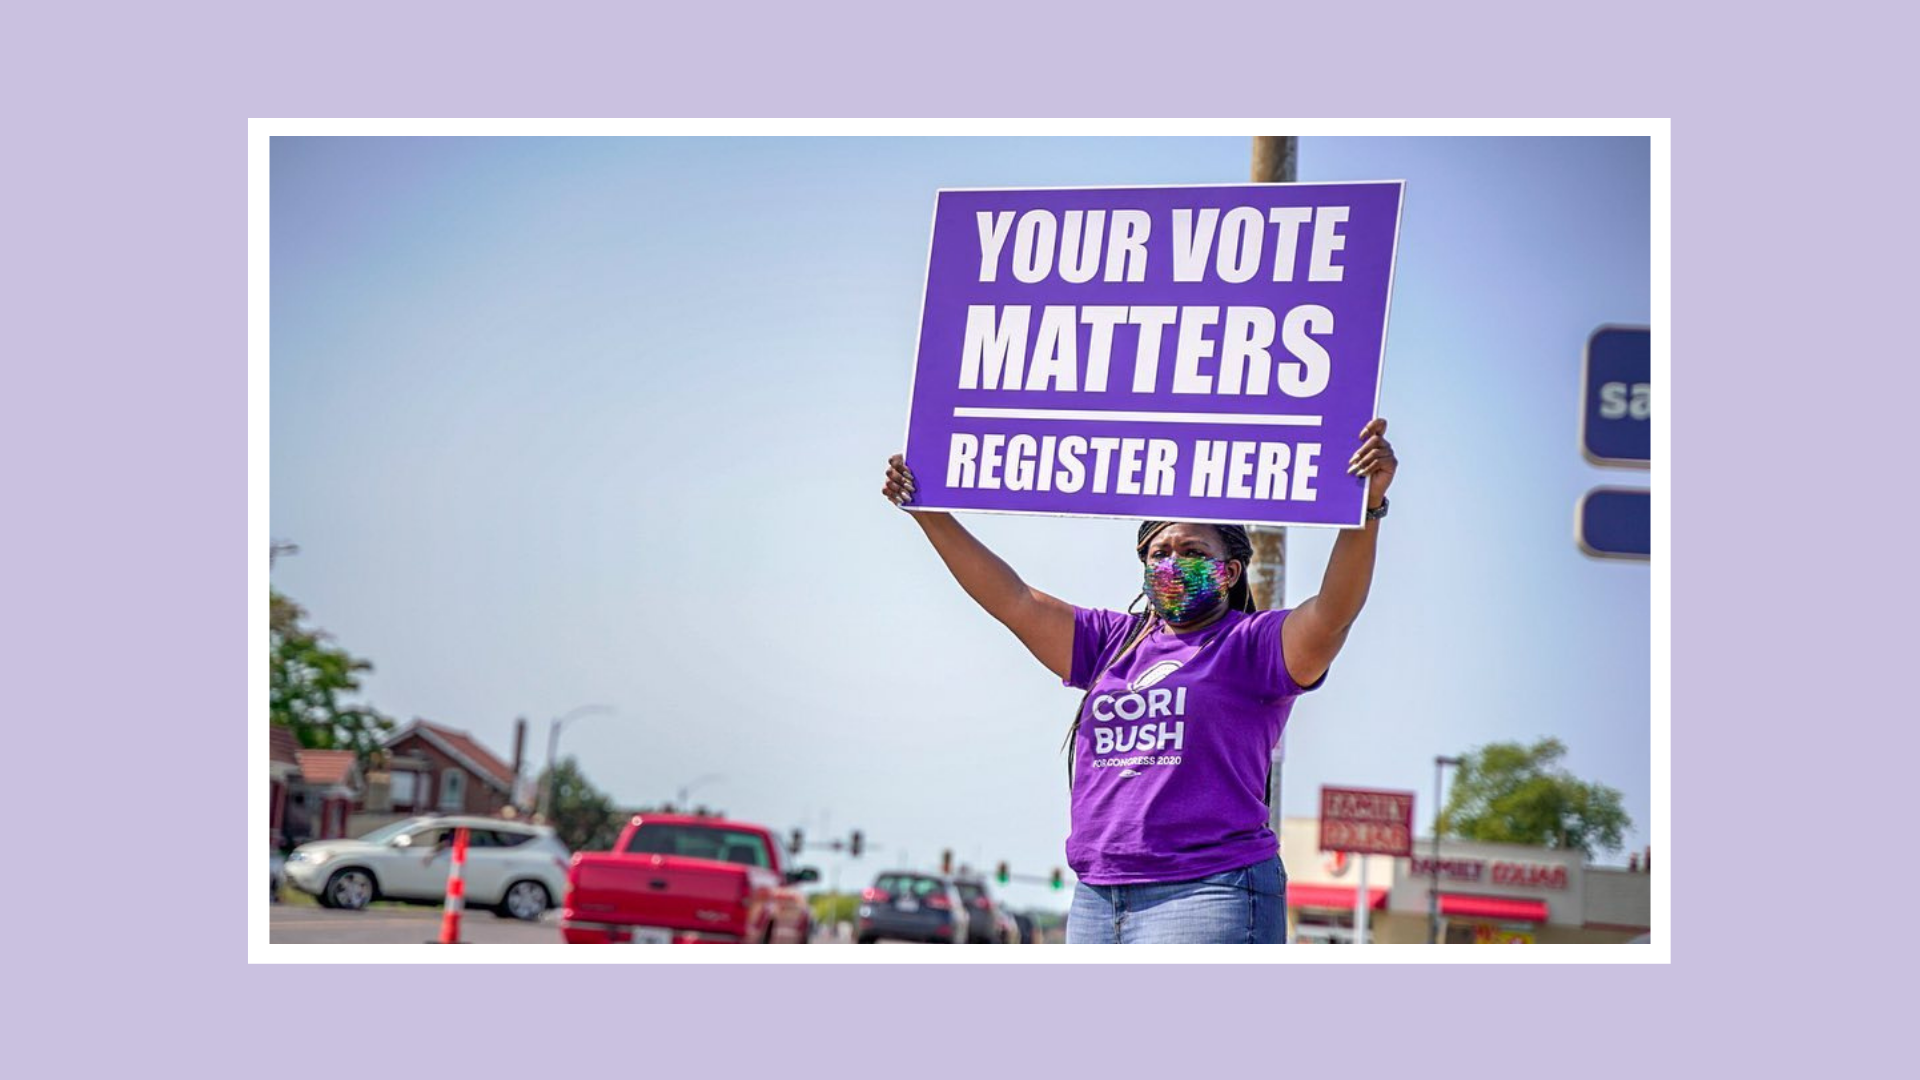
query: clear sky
[{"left": 270, "top": 135, "right": 1651, "bottom": 912}]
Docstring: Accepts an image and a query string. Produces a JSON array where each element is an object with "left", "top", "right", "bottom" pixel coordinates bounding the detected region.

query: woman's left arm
[{"left": 1282, "top": 417, "right": 1397, "bottom": 688}]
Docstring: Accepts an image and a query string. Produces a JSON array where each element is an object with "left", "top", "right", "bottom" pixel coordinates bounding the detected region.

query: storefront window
[{"left": 1444, "top": 921, "right": 1536, "bottom": 944}]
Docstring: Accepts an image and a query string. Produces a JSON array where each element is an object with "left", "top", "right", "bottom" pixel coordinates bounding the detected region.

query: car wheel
[
  {"left": 496, "top": 880, "right": 551, "bottom": 921},
  {"left": 325, "top": 868, "right": 376, "bottom": 911},
  {"left": 857, "top": 932, "right": 877, "bottom": 944}
]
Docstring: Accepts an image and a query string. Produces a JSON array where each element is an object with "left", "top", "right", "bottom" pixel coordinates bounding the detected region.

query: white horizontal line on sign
[{"left": 952, "top": 407, "right": 1323, "bottom": 427}]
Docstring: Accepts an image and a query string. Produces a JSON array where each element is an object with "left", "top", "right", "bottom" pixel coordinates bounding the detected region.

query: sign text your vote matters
[{"left": 946, "top": 206, "right": 1356, "bottom": 501}]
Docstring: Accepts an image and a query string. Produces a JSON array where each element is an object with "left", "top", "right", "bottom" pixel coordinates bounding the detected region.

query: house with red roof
[
  {"left": 368, "top": 719, "right": 521, "bottom": 823},
  {"left": 270, "top": 726, "right": 302, "bottom": 847},
  {"left": 271, "top": 719, "right": 526, "bottom": 843},
  {"left": 268, "top": 727, "right": 366, "bottom": 846},
  {"left": 297, "top": 749, "right": 363, "bottom": 840}
]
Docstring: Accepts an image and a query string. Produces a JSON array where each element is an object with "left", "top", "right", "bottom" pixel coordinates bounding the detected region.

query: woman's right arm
[{"left": 885, "top": 454, "right": 1076, "bottom": 680}]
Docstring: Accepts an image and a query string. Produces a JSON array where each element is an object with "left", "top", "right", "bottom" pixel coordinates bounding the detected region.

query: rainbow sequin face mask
[{"left": 1144, "top": 555, "right": 1230, "bottom": 624}]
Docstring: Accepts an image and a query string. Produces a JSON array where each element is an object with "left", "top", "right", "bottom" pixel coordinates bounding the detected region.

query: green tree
[
  {"left": 810, "top": 892, "right": 859, "bottom": 927},
  {"left": 541, "top": 757, "right": 624, "bottom": 853},
  {"left": 270, "top": 589, "right": 395, "bottom": 756},
  {"left": 1440, "top": 738, "right": 1631, "bottom": 858}
]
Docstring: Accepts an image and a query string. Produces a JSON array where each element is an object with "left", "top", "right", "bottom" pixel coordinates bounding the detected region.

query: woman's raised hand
[
  {"left": 1347, "top": 418, "right": 1398, "bottom": 505},
  {"left": 883, "top": 453, "right": 917, "bottom": 507}
]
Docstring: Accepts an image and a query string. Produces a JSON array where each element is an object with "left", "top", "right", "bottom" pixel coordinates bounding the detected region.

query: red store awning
[
  {"left": 1439, "top": 894, "right": 1549, "bottom": 923},
  {"left": 1289, "top": 884, "right": 1389, "bottom": 910}
]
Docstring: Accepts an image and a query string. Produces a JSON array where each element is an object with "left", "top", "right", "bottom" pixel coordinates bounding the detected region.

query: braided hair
[
  {"left": 1061, "top": 521, "right": 1259, "bottom": 771},
  {"left": 1135, "top": 520, "right": 1258, "bottom": 614}
]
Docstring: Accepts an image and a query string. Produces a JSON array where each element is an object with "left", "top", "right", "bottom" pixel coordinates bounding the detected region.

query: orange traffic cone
[{"left": 437, "top": 827, "right": 470, "bottom": 944}]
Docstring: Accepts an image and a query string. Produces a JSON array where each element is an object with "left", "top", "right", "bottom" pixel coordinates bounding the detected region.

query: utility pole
[
  {"left": 537, "top": 704, "right": 613, "bottom": 823},
  {"left": 1251, "top": 135, "right": 1296, "bottom": 842},
  {"left": 1429, "top": 755, "right": 1462, "bottom": 944},
  {"left": 677, "top": 774, "right": 725, "bottom": 809}
]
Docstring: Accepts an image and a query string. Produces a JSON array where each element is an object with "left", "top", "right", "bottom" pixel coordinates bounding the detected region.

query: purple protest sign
[{"left": 901, "top": 182, "right": 1403, "bottom": 528}]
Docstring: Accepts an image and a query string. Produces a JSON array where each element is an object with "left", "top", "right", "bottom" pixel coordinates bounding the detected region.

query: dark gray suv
[
  {"left": 952, "top": 877, "right": 1004, "bottom": 943},
  {"left": 856, "top": 871, "right": 970, "bottom": 943}
]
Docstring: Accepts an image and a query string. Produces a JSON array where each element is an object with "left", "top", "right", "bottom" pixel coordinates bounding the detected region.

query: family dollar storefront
[
  {"left": 1278, "top": 818, "right": 1652, "bottom": 944},
  {"left": 1280, "top": 817, "right": 1397, "bottom": 944}
]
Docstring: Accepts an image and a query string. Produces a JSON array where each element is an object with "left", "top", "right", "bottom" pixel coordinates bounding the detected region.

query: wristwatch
[{"left": 1365, "top": 497, "right": 1390, "bottom": 521}]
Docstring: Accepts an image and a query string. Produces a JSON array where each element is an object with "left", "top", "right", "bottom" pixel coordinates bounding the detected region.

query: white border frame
[{"left": 249, "top": 118, "right": 1671, "bottom": 965}]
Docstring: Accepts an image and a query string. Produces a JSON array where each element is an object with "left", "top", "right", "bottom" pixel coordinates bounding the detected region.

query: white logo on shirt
[
  {"left": 1129, "top": 660, "right": 1183, "bottom": 692},
  {"left": 1090, "top": 661, "right": 1189, "bottom": 755}
]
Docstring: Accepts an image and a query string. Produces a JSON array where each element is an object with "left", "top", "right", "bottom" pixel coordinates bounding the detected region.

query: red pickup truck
[{"left": 561, "top": 814, "right": 819, "bottom": 944}]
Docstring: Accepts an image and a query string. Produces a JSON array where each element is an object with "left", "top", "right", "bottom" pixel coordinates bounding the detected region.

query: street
[
  {"left": 269, "top": 904, "right": 1035, "bottom": 944},
  {"left": 270, "top": 903, "right": 563, "bottom": 944}
]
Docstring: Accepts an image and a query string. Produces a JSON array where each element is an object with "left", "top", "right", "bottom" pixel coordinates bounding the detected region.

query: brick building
[
  {"left": 268, "top": 726, "right": 366, "bottom": 846},
  {"left": 368, "top": 719, "right": 520, "bottom": 821}
]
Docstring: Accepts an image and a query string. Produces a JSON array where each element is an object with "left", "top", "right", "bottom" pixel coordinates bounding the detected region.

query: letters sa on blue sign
[{"left": 1581, "top": 326, "right": 1650, "bottom": 467}]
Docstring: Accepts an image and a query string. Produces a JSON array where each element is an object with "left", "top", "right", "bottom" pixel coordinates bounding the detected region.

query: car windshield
[
  {"left": 356, "top": 820, "right": 422, "bottom": 845},
  {"left": 956, "top": 882, "right": 987, "bottom": 903},
  {"left": 877, "top": 875, "right": 945, "bottom": 897}
]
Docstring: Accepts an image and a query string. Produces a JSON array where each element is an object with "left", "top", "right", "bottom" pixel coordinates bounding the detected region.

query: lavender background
[
  {"left": 905, "top": 183, "right": 1399, "bottom": 525},
  {"left": 7, "top": 0, "right": 1893, "bottom": 1075}
]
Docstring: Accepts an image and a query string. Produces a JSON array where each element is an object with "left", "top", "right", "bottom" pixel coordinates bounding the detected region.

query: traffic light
[
  {"left": 849, "top": 830, "right": 864, "bottom": 858},
  {"left": 996, "top": 861, "right": 1009, "bottom": 885},
  {"left": 789, "top": 828, "right": 804, "bottom": 855},
  {"left": 941, "top": 849, "right": 954, "bottom": 875},
  {"left": 1050, "top": 868, "right": 1064, "bottom": 890}
]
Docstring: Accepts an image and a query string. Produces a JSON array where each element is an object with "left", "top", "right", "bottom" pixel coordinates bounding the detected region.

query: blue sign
[
  {"left": 1581, "top": 326, "right": 1649, "bottom": 467},
  {"left": 1577, "top": 488, "right": 1649, "bottom": 561}
]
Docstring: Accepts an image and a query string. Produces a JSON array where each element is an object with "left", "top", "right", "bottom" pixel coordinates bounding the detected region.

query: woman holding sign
[{"left": 883, "top": 418, "right": 1397, "bottom": 944}]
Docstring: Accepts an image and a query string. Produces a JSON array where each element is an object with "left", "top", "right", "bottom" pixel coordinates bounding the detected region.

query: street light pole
[
  {"left": 1429, "top": 755, "right": 1462, "bottom": 944},
  {"left": 538, "top": 704, "right": 613, "bottom": 823},
  {"left": 677, "top": 774, "right": 725, "bottom": 811}
]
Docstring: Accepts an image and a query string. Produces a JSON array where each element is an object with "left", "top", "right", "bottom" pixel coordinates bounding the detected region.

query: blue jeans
[{"left": 1066, "top": 856, "right": 1287, "bottom": 944}]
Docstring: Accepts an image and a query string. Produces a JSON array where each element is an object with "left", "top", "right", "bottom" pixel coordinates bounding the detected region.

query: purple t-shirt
[{"left": 1064, "top": 606, "right": 1322, "bottom": 885}]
